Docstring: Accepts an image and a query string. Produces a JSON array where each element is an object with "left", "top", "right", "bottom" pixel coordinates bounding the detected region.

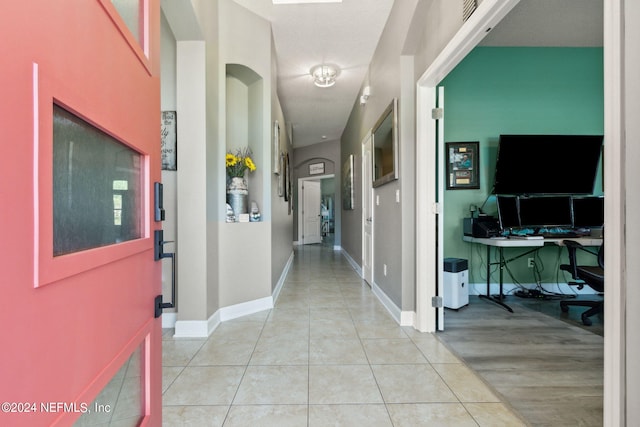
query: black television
[{"left": 493, "top": 134, "right": 603, "bottom": 195}]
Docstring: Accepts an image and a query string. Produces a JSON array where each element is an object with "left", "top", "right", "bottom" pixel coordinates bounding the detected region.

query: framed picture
[
  {"left": 446, "top": 141, "right": 480, "bottom": 190},
  {"left": 309, "top": 162, "right": 324, "bottom": 175},
  {"left": 278, "top": 151, "right": 285, "bottom": 197},
  {"left": 273, "top": 121, "right": 280, "bottom": 175},
  {"left": 284, "top": 153, "right": 292, "bottom": 211},
  {"left": 161, "top": 111, "right": 177, "bottom": 170},
  {"left": 342, "top": 154, "right": 354, "bottom": 210}
]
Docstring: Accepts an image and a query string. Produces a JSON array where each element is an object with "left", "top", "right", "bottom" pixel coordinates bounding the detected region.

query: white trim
[
  {"left": 341, "top": 248, "right": 363, "bottom": 277},
  {"left": 272, "top": 251, "right": 295, "bottom": 304},
  {"left": 400, "top": 311, "right": 415, "bottom": 327},
  {"left": 174, "top": 314, "right": 219, "bottom": 338},
  {"left": 414, "top": 0, "right": 521, "bottom": 333},
  {"left": 173, "top": 296, "right": 274, "bottom": 338},
  {"left": 361, "top": 130, "right": 374, "bottom": 287},
  {"left": 603, "top": 0, "right": 625, "bottom": 425},
  {"left": 162, "top": 312, "right": 177, "bottom": 329},
  {"left": 333, "top": 245, "right": 341, "bottom": 251},
  {"left": 219, "top": 297, "right": 273, "bottom": 322},
  {"left": 371, "top": 281, "right": 414, "bottom": 326}
]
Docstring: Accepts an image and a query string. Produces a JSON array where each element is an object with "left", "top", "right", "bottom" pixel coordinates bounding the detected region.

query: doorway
[{"left": 298, "top": 175, "right": 336, "bottom": 246}]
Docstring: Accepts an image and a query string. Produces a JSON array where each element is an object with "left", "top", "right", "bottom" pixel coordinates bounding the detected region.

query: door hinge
[
  {"left": 432, "top": 202, "right": 442, "bottom": 215},
  {"left": 432, "top": 108, "right": 444, "bottom": 120},
  {"left": 432, "top": 296, "right": 443, "bottom": 308}
]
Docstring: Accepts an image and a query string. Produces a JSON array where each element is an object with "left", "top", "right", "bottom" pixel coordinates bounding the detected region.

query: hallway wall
[
  {"left": 340, "top": 0, "right": 466, "bottom": 316},
  {"left": 161, "top": 0, "right": 294, "bottom": 334}
]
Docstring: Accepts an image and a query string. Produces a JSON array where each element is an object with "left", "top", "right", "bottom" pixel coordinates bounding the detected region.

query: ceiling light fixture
[{"left": 311, "top": 64, "right": 339, "bottom": 88}]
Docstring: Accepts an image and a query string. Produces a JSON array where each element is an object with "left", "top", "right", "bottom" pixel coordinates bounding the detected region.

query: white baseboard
[
  {"left": 371, "top": 281, "right": 414, "bottom": 327},
  {"left": 340, "top": 248, "right": 363, "bottom": 278},
  {"left": 174, "top": 313, "right": 220, "bottom": 338},
  {"left": 173, "top": 296, "right": 273, "bottom": 338},
  {"left": 162, "top": 312, "right": 177, "bottom": 329},
  {"left": 169, "top": 253, "right": 295, "bottom": 338},
  {"left": 333, "top": 245, "right": 341, "bottom": 251},
  {"left": 273, "top": 251, "right": 294, "bottom": 304},
  {"left": 219, "top": 297, "right": 273, "bottom": 322}
]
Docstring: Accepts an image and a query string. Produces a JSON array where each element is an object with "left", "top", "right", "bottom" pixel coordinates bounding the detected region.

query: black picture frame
[{"left": 446, "top": 141, "right": 480, "bottom": 190}]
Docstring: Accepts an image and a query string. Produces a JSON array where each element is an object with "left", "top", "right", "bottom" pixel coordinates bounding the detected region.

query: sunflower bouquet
[{"left": 225, "top": 147, "right": 256, "bottom": 178}]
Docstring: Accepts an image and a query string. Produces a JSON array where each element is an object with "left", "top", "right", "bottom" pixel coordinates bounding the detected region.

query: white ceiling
[
  {"left": 233, "top": 0, "right": 602, "bottom": 148},
  {"left": 233, "top": 0, "right": 394, "bottom": 147}
]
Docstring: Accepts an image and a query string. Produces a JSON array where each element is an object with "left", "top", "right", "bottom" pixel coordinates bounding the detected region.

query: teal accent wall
[{"left": 440, "top": 47, "right": 604, "bottom": 290}]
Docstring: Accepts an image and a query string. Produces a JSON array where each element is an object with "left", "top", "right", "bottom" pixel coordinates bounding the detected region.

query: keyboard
[{"left": 537, "top": 232, "right": 579, "bottom": 238}]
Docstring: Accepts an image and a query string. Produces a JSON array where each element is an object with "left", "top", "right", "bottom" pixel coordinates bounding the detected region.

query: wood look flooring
[{"left": 439, "top": 296, "right": 604, "bottom": 426}]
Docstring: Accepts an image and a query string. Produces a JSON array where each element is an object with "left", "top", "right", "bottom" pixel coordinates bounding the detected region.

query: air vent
[{"left": 463, "top": 0, "right": 477, "bottom": 22}]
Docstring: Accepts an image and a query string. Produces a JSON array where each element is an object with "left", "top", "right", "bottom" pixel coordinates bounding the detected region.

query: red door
[{"left": 1, "top": 1, "right": 162, "bottom": 426}]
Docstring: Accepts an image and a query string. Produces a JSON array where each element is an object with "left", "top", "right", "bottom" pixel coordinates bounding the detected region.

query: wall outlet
[
  {"left": 527, "top": 258, "right": 535, "bottom": 268},
  {"left": 383, "top": 264, "right": 387, "bottom": 276}
]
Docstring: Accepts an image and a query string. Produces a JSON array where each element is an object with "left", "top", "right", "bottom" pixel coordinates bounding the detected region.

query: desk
[{"left": 463, "top": 235, "right": 603, "bottom": 312}]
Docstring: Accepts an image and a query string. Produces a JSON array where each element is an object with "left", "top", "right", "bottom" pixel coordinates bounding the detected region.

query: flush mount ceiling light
[{"left": 311, "top": 64, "right": 339, "bottom": 88}]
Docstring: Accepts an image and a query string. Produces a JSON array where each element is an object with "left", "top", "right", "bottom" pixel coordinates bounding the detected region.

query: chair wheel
[{"left": 581, "top": 314, "right": 592, "bottom": 326}]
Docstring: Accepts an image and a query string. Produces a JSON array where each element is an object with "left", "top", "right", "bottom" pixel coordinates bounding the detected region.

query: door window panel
[
  {"left": 111, "top": 0, "right": 142, "bottom": 46},
  {"left": 74, "top": 344, "right": 144, "bottom": 426},
  {"left": 53, "top": 105, "right": 142, "bottom": 256}
]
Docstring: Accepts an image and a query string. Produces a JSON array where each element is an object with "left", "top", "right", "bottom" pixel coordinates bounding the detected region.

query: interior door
[
  {"left": 303, "top": 180, "right": 322, "bottom": 244},
  {"left": 436, "top": 86, "right": 445, "bottom": 330},
  {"left": 362, "top": 132, "right": 374, "bottom": 286},
  {"left": 0, "top": 1, "right": 162, "bottom": 426}
]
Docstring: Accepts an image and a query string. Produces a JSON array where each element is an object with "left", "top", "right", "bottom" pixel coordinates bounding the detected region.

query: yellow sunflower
[
  {"left": 244, "top": 157, "right": 256, "bottom": 172},
  {"left": 226, "top": 153, "right": 238, "bottom": 167}
]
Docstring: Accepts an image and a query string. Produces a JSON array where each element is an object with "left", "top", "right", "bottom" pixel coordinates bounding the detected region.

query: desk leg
[{"left": 478, "top": 245, "right": 514, "bottom": 313}]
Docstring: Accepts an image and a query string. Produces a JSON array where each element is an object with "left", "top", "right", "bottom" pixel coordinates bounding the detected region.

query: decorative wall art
[
  {"left": 273, "top": 120, "right": 280, "bottom": 175},
  {"left": 445, "top": 141, "right": 480, "bottom": 189},
  {"left": 161, "top": 111, "right": 177, "bottom": 170},
  {"left": 342, "top": 154, "right": 354, "bottom": 210},
  {"left": 309, "top": 162, "right": 325, "bottom": 175}
]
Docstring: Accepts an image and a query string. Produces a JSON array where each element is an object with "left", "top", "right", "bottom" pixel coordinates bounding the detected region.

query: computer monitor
[
  {"left": 519, "top": 196, "right": 573, "bottom": 228},
  {"left": 496, "top": 196, "right": 520, "bottom": 230},
  {"left": 573, "top": 196, "right": 604, "bottom": 228}
]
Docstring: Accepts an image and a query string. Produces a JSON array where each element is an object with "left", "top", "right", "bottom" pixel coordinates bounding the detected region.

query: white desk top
[{"left": 462, "top": 235, "right": 603, "bottom": 248}]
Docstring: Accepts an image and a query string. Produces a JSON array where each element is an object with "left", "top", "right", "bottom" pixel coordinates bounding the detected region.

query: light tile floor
[{"left": 162, "top": 242, "right": 527, "bottom": 426}]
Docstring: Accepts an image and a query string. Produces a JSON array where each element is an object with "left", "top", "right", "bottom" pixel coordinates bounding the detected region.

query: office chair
[{"left": 559, "top": 240, "right": 604, "bottom": 326}]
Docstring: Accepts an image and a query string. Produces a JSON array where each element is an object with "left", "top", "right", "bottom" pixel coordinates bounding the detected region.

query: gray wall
[{"left": 340, "top": 0, "right": 464, "bottom": 311}]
